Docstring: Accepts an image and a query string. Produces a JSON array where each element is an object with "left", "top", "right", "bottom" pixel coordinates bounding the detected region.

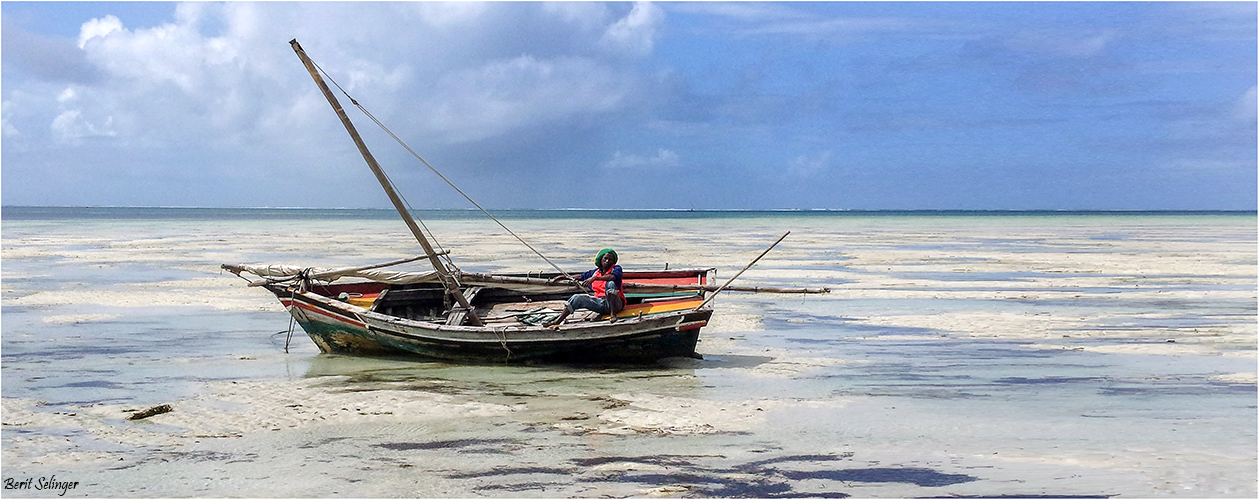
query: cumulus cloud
[
  {"left": 601, "top": 2, "right": 664, "bottom": 55},
  {"left": 77, "top": 12, "right": 237, "bottom": 94},
  {"left": 51, "top": 109, "right": 116, "bottom": 143},
  {"left": 421, "top": 55, "right": 630, "bottom": 144},
  {"left": 77, "top": 14, "right": 124, "bottom": 48},
  {"left": 1, "top": 2, "right": 671, "bottom": 206},
  {"left": 7, "top": 3, "right": 664, "bottom": 148},
  {"left": 48, "top": 86, "right": 117, "bottom": 143}
]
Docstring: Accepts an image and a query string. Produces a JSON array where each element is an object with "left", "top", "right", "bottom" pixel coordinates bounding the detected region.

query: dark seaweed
[{"left": 376, "top": 438, "right": 518, "bottom": 451}]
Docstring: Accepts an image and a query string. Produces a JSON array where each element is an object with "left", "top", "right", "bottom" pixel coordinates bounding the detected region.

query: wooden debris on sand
[{"left": 127, "top": 404, "right": 172, "bottom": 421}]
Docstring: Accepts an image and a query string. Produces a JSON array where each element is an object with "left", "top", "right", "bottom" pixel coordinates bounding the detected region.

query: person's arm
[
  {"left": 549, "top": 269, "right": 594, "bottom": 283},
  {"left": 575, "top": 269, "right": 598, "bottom": 287},
  {"left": 584, "top": 266, "right": 620, "bottom": 283},
  {"left": 610, "top": 265, "right": 623, "bottom": 290}
]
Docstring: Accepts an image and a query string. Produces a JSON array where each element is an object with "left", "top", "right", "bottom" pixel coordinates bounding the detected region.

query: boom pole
[
  {"left": 289, "top": 39, "right": 481, "bottom": 325},
  {"left": 695, "top": 231, "right": 791, "bottom": 310}
]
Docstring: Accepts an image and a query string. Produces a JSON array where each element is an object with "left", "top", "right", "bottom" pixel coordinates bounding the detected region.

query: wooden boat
[
  {"left": 222, "top": 40, "right": 827, "bottom": 363},
  {"left": 223, "top": 264, "right": 725, "bottom": 362}
]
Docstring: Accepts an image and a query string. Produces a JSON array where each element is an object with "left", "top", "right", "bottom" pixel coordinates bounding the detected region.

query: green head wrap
[{"left": 595, "top": 248, "right": 617, "bottom": 266}]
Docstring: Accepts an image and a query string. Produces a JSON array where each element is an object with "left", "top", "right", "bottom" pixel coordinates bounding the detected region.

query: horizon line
[{"left": 2, "top": 205, "right": 1255, "bottom": 213}]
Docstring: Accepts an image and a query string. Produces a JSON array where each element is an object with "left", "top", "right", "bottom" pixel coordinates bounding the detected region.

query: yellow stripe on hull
[{"left": 606, "top": 297, "right": 704, "bottom": 319}]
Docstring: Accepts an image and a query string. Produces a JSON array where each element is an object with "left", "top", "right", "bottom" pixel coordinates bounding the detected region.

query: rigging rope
[
  {"left": 311, "top": 60, "right": 579, "bottom": 283},
  {"left": 374, "top": 156, "right": 458, "bottom": 272}
]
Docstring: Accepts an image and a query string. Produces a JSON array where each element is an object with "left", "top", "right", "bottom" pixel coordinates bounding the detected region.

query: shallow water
[{"left": 2, "top": 209, "right": 1255, "bottom": 497}]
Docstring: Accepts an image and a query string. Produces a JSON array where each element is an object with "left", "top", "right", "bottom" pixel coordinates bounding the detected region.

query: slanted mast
[{"left": 289, "top": 39, "right": 482, "bottom": 326}]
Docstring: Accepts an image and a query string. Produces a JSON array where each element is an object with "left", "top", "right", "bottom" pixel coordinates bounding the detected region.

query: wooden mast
[{"left": 289, "top": 39, "right": 481, "bottom": 326}]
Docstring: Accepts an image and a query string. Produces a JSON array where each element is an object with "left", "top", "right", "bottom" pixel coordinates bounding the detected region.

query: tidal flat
[{"left": 2, "top": 210, "right": 1255, "bottom": 497}]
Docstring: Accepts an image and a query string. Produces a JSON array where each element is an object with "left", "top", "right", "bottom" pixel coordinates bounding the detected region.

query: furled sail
[{"left": 223, "top": 263, "right": 440, "bottom": 285}]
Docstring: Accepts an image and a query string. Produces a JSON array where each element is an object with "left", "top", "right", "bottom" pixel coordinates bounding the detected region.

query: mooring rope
[
  {"left": 494, "top": 326, "right": 513, "bottom": 360},
  {"left": 310, "top": 60, "right": 579, "bottom": 283},
  {"left": 227, "top": 266, "right": 304, "bottom": 353},
  {"left": 284, "top": 288, "right": 298, "bottom": 353}
]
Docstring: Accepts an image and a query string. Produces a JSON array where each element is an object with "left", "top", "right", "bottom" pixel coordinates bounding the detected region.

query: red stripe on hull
[
  {"left": 280, "top": 298, "right": 366, "bottom": 329},
  {"left": 626, "top": 276, "right": 706, "bottom": 286}
]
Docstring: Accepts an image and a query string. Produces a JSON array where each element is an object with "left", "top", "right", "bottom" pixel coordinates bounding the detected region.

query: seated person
[{"left": 544, "top": 248, "right": 625, "bottom": 326}]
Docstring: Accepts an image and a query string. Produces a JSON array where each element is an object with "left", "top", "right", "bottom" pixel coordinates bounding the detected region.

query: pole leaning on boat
[{"left": 289, "top": 39, "right": 482, "bottom": 326}]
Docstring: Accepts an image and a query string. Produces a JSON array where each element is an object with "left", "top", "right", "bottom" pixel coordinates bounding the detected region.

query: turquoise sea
[{"left": 2, "top": 207, "right": 1255, "bottom": 497}]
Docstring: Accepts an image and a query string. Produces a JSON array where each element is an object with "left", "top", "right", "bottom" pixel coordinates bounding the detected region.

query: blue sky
[{"left": 2, "top": 2, "right": 1255, "bottom": 210}]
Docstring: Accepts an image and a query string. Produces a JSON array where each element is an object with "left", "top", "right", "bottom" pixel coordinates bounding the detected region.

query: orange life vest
[{"left": 590, "top": 267, "right": 626, "bottom": 304}]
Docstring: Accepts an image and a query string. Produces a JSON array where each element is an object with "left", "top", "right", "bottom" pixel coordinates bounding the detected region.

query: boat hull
[{"left": 273, "top": 285, "right": 711, "bottom": 363}]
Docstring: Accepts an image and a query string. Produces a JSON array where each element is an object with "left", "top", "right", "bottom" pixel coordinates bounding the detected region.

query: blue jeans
[
  {"left": 564, "top": 282, "right": 619, "bottom": 315},
  {"left": 564, "top": 294, "right": 610, "bottom": 315}
]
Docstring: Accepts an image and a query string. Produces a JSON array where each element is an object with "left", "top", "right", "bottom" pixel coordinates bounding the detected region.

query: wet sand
[{"left": 2, "top": 212, "right": 1255, "bottom": 497}]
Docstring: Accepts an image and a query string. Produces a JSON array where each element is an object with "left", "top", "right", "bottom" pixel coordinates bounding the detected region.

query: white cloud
[
  {"left": 414, "top": 2, "right": 490, "bottom": 28},
  {"left": 1, "top": 98, "right": 20, "bottom": 137},
  {"left": 78, "top": 16, "right": 221, "bottom": 94},
  {"left": 601, "top": 2, "right": 664, "bottom": 55},
  {"left": 77, "top": 14, "right": 124, "bottom": 49},
  {"left": 787, "top": 151, "right": 832, "bottom": 177},
  {"left": 50, "top": 109, "right": 115, "bottom": 143},
  {"left": 423, "top": 55, "right": 630, "bottom": 144},
  {"left": 12, "top": 2, "right": 663, "bottom": 155},
  {"left": 602, "top": 149, "right": 681, "bottom": 170},
  {"left": 543, "top": 2, "right": 612, "bottom": 31}
]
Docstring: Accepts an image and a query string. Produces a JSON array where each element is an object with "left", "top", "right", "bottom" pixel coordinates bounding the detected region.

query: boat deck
[{"left": 477, "top": 294, "right": 706, "bottom": 326}]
